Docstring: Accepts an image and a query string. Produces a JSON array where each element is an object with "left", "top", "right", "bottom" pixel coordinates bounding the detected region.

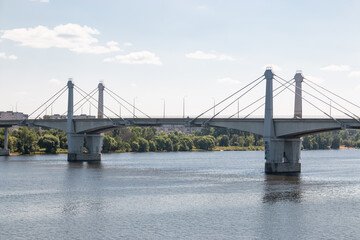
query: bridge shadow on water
[{"left": 262, "top": 173, "right": 303, "bottom": 204}]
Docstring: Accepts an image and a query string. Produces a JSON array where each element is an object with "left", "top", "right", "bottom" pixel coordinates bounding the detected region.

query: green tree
[
  {"left": 245, "top": 135, "right": 255, "bottom": 147},
  {"left": 12, "top": 127, "right": 38, "bottom": 154},
  {"left": 130, "top": 127, "right": 142, "bottom": 141},
  {"left": 331, "top": 135, "right": 340, "bottom": 149},
  {"left": 38, "top": 134, "right": 60, "bottom": 153},
  {"left": 142, "top": 127, "right": 156, "bottom": 140},
  {"left": 131, "top": 141, "right": 139, "bottom": 152},
  {"left": 102, "top": 135, "right": 118, "bottom": 152},
  {"left": 123, "top": 142, "right": 131, "bottom": 152},
  {"left": 213, "top": 127, "right": 228, "bottom": 138},
  {"left": 138, "top": 137, "right": 149, "bottom": 152},
  {"left": 164, "top": 138, "right": 173, "bottom": 151},
  {"left": 183, "top": 136, "right": 194, "bottom": 150},
  {"left": 154, "top": 136, "right": 166, "bottom": 151},
  {"left": 149, "top": 140, "right": 157, "bottom": 152},
  {"left": 194, "top": 136, "right": 215, "bottom": 150},
  {"left": 200, "top": 126, "right": 214, "bottom": 136},
  {"left": 218, "top": 135, "right": 229, "bottom": 146},
  {"left": 178, "top": 139, "right": 189, "bottom": 151}
]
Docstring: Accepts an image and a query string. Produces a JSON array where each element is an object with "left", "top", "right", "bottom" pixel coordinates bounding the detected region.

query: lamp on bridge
[{"left": 183, "top": 95, "right": 187, "bottom": 118}]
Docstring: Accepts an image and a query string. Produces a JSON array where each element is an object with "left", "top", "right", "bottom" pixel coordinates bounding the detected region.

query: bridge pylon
[
  {"left": 66, "top": 79, "right": 104, "bottom": 162},
  {"left": 264, "top": 69, "right": 301, "bottom": 173}
]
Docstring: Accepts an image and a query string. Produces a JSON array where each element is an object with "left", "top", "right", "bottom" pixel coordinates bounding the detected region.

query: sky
[{"left": 1, "top": 0, "right": 360, "bottom": 118}]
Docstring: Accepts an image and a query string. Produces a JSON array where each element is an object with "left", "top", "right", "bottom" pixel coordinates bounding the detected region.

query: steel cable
[{"left": 191, "top": 74, "right": 265, "bottom": 122}]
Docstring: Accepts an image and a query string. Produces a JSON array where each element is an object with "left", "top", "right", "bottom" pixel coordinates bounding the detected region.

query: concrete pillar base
[
  {"left": 67, "top": 153, "right": 101, "bottom": 162},
  {"left": 265, "top": 162, "right": 301, "bottom": 174},
  {"left": 0, "top": 149, "right": 10, "bottom": 156}
]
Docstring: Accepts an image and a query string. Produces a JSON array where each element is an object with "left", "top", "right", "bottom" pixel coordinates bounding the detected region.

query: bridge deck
[{"left": 1, "top": 118, "right": 359, "bottom": 138}]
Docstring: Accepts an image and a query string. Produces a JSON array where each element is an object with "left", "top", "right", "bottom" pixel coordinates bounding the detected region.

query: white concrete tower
[
  {"left": 294, "top": 71, "right": 304, "bottom": 118},
  {"left": 263, "top": 69, "right": 301, "bottom": 173},
  {"left": 98, "top": 82, "right": 105, "bottom": 119},
  {"left": 66, "top": 79, "right": 75, "bottom": 152},
  {"left": 264, "top": 68, "right": 275, "bottom": 161}
]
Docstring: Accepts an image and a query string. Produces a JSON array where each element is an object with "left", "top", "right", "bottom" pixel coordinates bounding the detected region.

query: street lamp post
[
  {"left": 162, "top": 98, "right": 165, "bottom": 118},
  {"left": 237, "top": 100, "right": 240, "bottom": 118},
  {"left": 183, "top": 96, "right": 187, "bottom": 118},
  {"left": 133, "top": 97, "right": 137, "bottom": 118},
  {"left": 212, "top": 97, "right": 216, "bottom": 116}
]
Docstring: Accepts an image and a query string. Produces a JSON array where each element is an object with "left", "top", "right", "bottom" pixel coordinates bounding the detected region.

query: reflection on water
[
  {"left": 262, "top": 173, "right": 302, "bottom": 203},
  {"left": 67, "top": 161, "right": 104, "bottom": 169},
  {"left": 63, "top": 161, "right": 105, "bottom": 217}
]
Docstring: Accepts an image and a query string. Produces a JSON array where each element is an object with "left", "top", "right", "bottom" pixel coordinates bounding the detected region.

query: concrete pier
[
  {"left": 66, "top": 79, "right": 103, "bottom": 162},
  {"left": 263, "top": 69, "right": 301, "bottom": 173}
]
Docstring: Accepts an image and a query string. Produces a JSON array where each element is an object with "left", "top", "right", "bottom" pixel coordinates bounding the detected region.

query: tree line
[{"left": 0, "top": 126, "right": 359, "bottom": 154}]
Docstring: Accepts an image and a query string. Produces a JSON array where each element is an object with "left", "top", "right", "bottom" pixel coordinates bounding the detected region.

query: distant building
[
  {"left": 0, "top": 111, "right": 28, "bottom": 120},
  {"left": 73, "top": 114, "right": 96, "bottom": 119},
  {"left": 46, "top": 114, "right": 95, "bottom": 119},
  {"left": 47, "top": 114, "right": 67, "bottom": 119},
  {"left": 156, "top": 125, "right": 200, "bottom": 135},
  {"left": 0, "top": 111, "right": 28, "bottom": 130}
]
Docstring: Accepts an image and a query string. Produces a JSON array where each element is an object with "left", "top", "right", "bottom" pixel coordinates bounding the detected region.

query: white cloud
[
  {"left": 348, "top": 71, "right": 360, "bottom": 78},
  {"left": 8, "top": 55, "right": 18, "bottom": 60},
  {"left": 217, "top": 77, "right": 241, "bottom": 84},
  {"left": 130, "top": 83, "right": 137, "bottom": 87},
  {"left": 218, "top": 54, "right": 236, "bottom": 61},
  {"left": 320, "top": 64, "right": 350, "bottom": 72},
  {"left": 0, "top": 52, "right": 17, "bottom": 60},
  {"left": 197, "top": 5, "right": 208, "bottom": 10},
  {"left": 124, "top": 42, "right": 133, "bottom": 47},
  {"left": 17, "top": 91, "right": 28, "bottom": 95},
  {"left": 306, "top": 75, "right": 325, "bottom": 84},
  {"left": 1, "top": 24, "right": 122, "bottom": 54},
  {"left": 186, "top": 50, "right": 236, "bottom": 61},
  {"left": 263, "top": 64, "right": 282, "bottom": 72},
  {"left": 49, "top": 78, "right": 63, "bottom": 85},
  {"left": 30, "top": 0, "right": 49, "bottom": 2},
  {"left": 104, "top": 51, "right": 162, "bottom": 65},
  {"left": 186, "top": 51, "right": 217, "bottom": 60}
]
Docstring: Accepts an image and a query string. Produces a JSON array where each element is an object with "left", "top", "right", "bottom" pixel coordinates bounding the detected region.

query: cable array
[
  {"left": 191, "top": 74, "right": 265, "bottom": 123},
  {"left": 23, "top": 72, "right": 360, "bottom": 126},
  {"left": 22, "top": 85, "right": 68, "bottom": 123},
  {"left": 105, "top": 88, "right": 151, "bottom": 119},
  {"left": 274, "top": 74, "right": 360, "bottom": 125}
]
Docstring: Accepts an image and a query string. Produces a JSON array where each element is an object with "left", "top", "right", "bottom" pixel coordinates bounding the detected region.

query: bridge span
[
  {"left": 1, "top": 69, "right": 359, "bottom": 174},
  {"left": 1, "top": 117, "right": 359, "bottom": 137}
]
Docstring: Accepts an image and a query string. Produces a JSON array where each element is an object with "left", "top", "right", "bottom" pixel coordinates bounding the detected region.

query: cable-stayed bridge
[{"left": 1, "top": 68, "right": 360, "bottom": 173}]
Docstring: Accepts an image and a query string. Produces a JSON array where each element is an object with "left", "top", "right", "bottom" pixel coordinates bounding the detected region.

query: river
[{"left": 1, "top": 150, "right": 360, "bottom": 239}]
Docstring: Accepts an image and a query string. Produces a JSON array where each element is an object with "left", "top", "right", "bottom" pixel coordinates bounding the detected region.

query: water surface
[{"left": 1, "top": 150, "right": 360, "bottom": 239}]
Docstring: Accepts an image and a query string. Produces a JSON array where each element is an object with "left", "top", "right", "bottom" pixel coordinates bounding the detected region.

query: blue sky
[{"left": 1, "top": 0, "right": 360, "bottom": 118}]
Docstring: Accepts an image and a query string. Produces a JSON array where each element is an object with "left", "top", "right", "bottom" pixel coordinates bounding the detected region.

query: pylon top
[
  {"left": 264, "top": 68, "right": 274, "bottom": 79},
  {"left": 98, "top": 81, "right": 105, "bottom": 89},
  {"left": 294, "top": 71, "right": 304, "bottom": 82},
  {"left": 67, "top": 78, "right": 74, "bottom": 87}
]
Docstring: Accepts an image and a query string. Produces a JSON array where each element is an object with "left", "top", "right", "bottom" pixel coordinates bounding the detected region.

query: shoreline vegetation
[{"left": 1, "top": 126, "right": 359, "bottom": 155}]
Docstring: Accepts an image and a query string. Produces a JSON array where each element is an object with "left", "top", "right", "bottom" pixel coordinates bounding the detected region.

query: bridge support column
[
  {"left": 67, "top": 133, "right": 102, "bottom": 162},
  {"left": 66, "top": 79, "right": 102, "bottom": 162},
  {"left": 294, "top": 71, "right": 304, "bottom": 118},
  {"left": 264, "top": 68, "right": 301, "bottom": 173},
  {"left": 265, "top": 138, "right": 301, "bottom": 173},
  {"left": 0, "top": 127, "right": 10, "bottom": 156},
  {"left": 83, "top": 134, "right": 103, "bottom": 161}
]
